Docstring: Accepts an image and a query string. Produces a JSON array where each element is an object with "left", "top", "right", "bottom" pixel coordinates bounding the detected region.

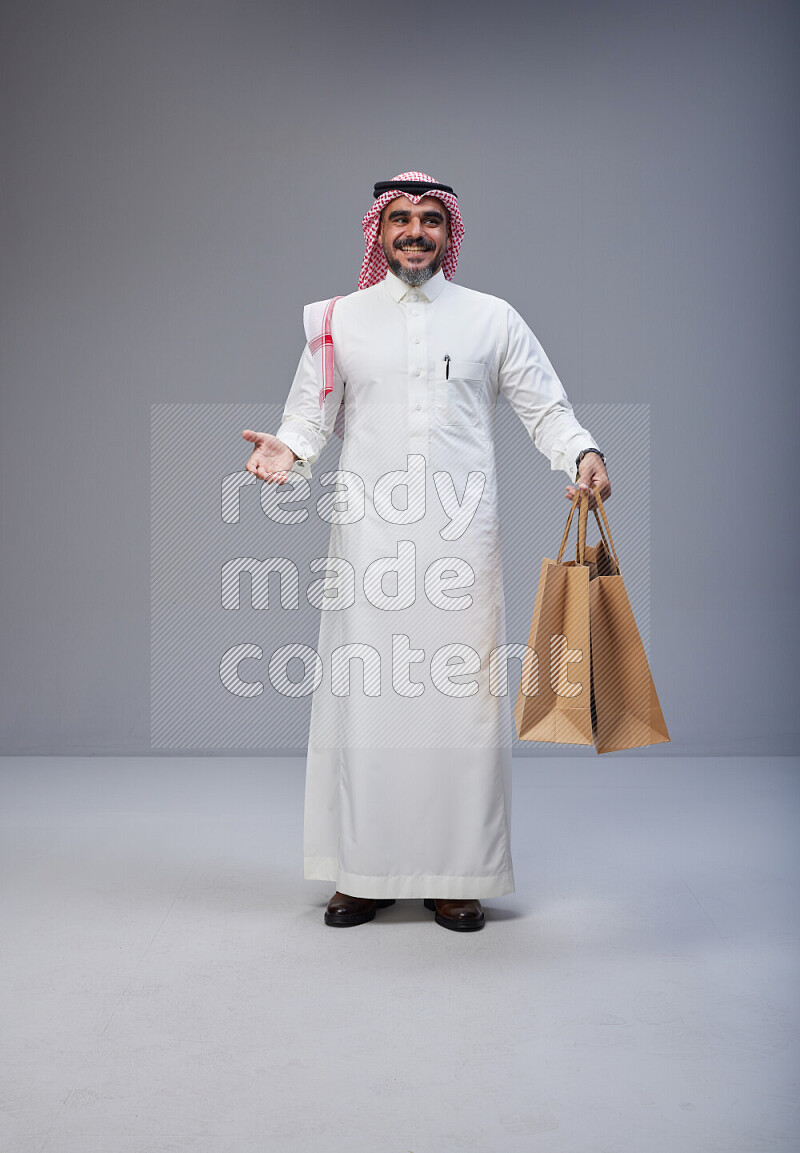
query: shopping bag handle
[
  {"left": 576, "top": 496, "right": 615, "bottom": 570},
  {"left": 556, "top": 490, "right": 586, "bottom": 566},
  {"left": 592, "top": 486, "right": 622, "bottom": 575},
  {"left": 556, "top": 488, "right": 622, "bottom": 575}
]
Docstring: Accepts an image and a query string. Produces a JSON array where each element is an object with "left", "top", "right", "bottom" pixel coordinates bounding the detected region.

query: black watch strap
[{"left": 575, "top": 447, "right": 605, "bottom": 470}]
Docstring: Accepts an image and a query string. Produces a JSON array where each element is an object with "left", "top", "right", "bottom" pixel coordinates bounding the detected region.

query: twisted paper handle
[{"left": 556, "top": 488, "right": 622, "bottom": 575}]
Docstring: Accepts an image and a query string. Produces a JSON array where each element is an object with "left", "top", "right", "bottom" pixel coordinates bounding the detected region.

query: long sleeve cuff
[
  {"left": 541, "top": 428, "right": 600, "bottom": 480},
  {"left": 275, "top": 421, "right": 317, "bottom": 480},
  {"left": 561, "top": 431, "right": 602, "bottom": 481}
]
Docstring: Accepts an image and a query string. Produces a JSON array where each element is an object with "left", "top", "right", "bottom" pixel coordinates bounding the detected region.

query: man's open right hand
[{"left": 241, "top": 429, "right": 298, "bottom": 485}]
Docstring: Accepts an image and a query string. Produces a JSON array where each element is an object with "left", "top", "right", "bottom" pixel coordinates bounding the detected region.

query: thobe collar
[{"left": 383, "top": 267, "right": 447, "bottom": 303}]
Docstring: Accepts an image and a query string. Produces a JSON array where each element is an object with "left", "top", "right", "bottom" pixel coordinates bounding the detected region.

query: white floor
[{"left": 0, "top": 755, "right": 798, "bottom": 1153}]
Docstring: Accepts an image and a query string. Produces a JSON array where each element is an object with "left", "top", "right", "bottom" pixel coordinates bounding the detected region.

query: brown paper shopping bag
[
  {"left": 514, "top": 492, "right": 594, "bottom": 745},
  {"left": 588, "top": 489, "right": 670, "bottom": 754}
]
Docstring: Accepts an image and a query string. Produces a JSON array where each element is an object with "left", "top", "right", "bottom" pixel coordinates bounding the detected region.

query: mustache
[{"left": 395, "top": 237, "right": 436, "bottom": 251}]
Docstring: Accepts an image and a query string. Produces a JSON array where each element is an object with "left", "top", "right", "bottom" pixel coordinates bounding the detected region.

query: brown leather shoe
[
  {"left": 324, "top": 891, "right": 396, "bottom": 927},
  {"left": 423, "top": 898, "right": 485, "bottom": 932}
]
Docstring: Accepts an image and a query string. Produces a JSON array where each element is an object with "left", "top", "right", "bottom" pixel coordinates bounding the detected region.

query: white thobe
[{"left": 276, "top": 268, "right": 597, "bottom": 899}]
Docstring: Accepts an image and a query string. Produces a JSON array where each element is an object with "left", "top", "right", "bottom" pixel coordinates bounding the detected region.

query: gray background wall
[{"left": 1, "top": 0, "right": 797, "bottom": 756}]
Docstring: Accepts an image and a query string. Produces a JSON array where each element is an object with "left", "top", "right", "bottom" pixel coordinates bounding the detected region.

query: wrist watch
[
  {"left": 575, "top": 447, "right": 605, "bottom": 482},
  {"left": 575, "top": 447, "right": 605, "bottom": 468}
]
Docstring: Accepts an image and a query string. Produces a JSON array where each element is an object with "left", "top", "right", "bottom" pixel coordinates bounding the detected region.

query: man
[{"left": 242, "top": 171, "right": 610, "bottom": 932}]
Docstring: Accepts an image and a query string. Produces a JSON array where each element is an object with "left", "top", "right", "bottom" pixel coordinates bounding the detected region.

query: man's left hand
[{"left": 565, "top": 453, "right": 611, "bottom": 508}]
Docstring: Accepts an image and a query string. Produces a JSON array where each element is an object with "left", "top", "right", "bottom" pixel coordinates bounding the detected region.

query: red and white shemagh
[
  {"left": 304, "top": 295, "right": 343, "bottom": 408},
  {"left": 307, "top": 172, "right": 464, "bottom": 414},
  {"left": 358, "top": 170, "right": 464, "bottom": 290}
]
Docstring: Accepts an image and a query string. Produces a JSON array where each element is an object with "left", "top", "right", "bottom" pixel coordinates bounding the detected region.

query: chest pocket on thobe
[{"left": 435, "top": 359, "right": 486, "bottom": 426}]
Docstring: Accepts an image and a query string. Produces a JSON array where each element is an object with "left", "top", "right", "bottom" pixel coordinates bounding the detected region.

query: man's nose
[{"left": 409, "top": 217, "right": 423, "bottom": 236}]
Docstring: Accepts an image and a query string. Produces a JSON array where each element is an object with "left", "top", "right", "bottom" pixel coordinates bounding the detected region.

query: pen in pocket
[{"left": 444, "top": 354, "right": 450, "bottom": 379}]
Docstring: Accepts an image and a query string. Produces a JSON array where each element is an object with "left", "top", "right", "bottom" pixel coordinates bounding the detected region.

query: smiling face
[{"left": 378, "top": 195, "right": 450, "bottom": 286}]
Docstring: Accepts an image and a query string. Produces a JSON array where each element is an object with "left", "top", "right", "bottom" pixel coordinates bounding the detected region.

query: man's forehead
[{"left": 382, "top": 194, "right": 448, "bottom": 219}]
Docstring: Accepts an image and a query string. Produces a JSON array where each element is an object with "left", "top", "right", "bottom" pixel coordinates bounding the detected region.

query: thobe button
[
  {"left": 415, "top": 404, "right": 422, "bottom": 411},
  {"left": 415, "top": 369, "right": 422, "bottom": 376},
  {"left": 412, "top": 337, "right": 421, "bottom": 344},
  {"left": 410, "top": 309, "right": 420, "bottom": 317}
]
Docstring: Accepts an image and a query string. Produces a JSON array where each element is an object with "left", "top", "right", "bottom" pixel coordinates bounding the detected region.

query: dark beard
[{"left": 384, "top": 241, "right": 445, "bottom": 286}]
